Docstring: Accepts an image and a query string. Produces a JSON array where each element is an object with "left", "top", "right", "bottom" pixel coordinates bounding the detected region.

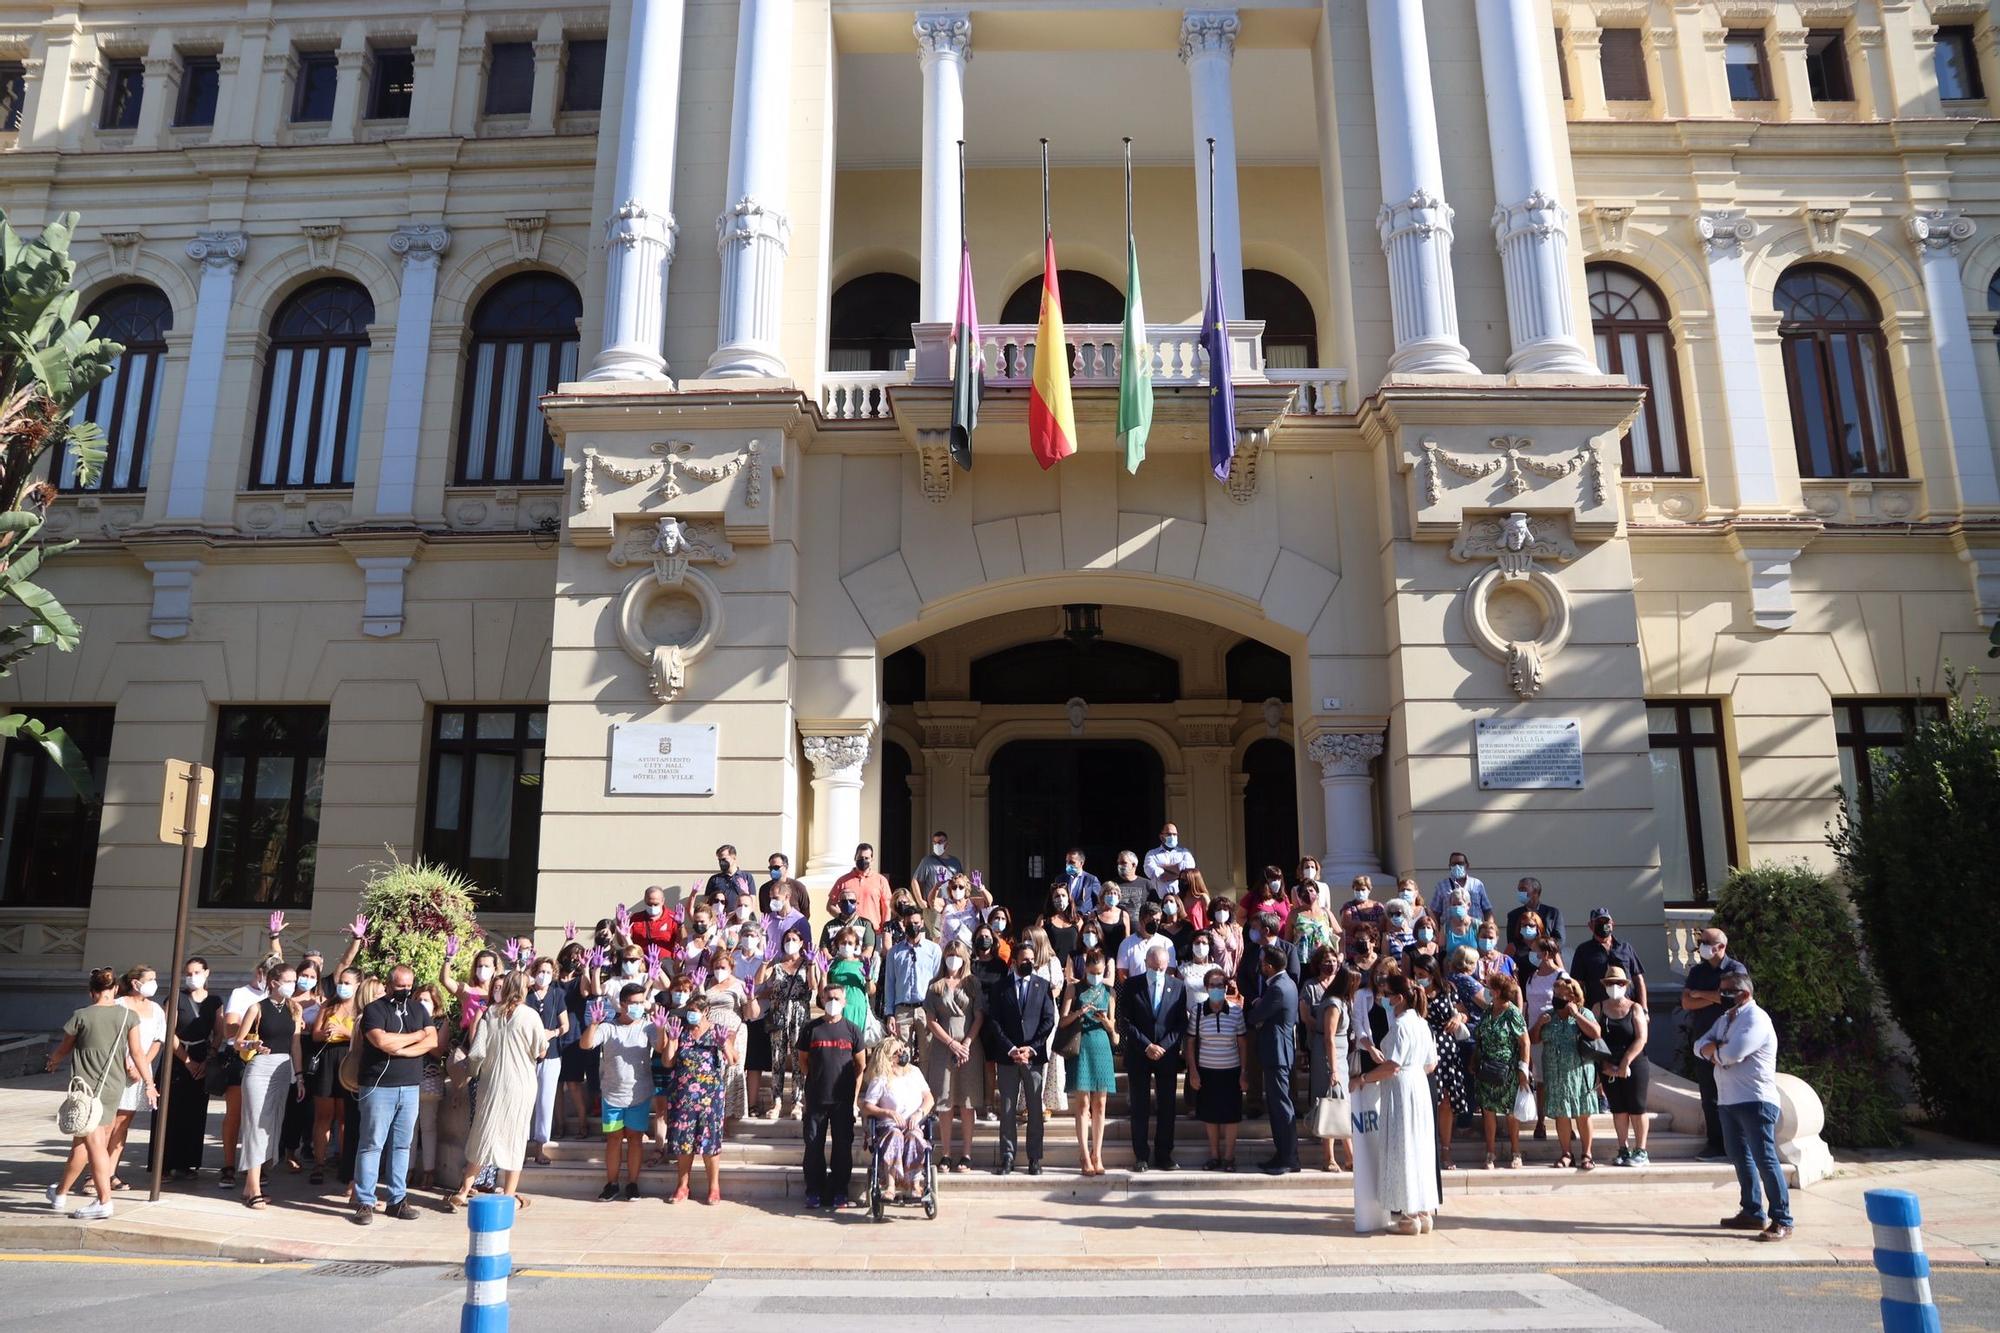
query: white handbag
[
  {"left": 56, "top": 1009, "right": 132, "bottom": 1137},
  {"left": 1510, "top": 1084, "right": 1537, "bottom": 1124},
  {"left": 1312, "top": 1091, "right": 1351, "bottom": 1140}
]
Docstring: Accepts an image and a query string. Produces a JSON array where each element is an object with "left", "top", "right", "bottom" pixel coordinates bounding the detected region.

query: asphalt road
[{"left": 0, "top": 1255, "right": 1994, "bottom": 1332}]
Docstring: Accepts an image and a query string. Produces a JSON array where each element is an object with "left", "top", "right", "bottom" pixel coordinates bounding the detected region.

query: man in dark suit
[
  {"left": 981, "top": 937, "right": 1056, "bottom": 1175},
  {"left": 1245, "top": 944, "right": 1301, "bottom": 1174},
  {"left": 1117, "top": 942, "right": 1188, "bottom": 1171}
]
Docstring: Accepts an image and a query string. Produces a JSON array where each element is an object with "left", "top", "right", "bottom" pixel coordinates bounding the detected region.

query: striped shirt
[{"left": 1191, "top": 1004, "right": 1245, "bottom": 1070}]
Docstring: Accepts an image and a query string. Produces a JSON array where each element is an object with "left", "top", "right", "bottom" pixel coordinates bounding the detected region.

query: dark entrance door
[
  {"left": 1241, "top": 738, "right": 1299, "bottom": 884},
  {"left": 986, "top": 740, "right": 1165, "bottom": 919}
]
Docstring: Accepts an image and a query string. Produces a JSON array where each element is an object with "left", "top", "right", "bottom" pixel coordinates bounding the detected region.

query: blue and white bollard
[
  {"left": 461, "top": 1193, "right": 516, "bottom": 1333},
  {"left": 1865, "top": 1188, "right": 1941, "bottom": 1333}
]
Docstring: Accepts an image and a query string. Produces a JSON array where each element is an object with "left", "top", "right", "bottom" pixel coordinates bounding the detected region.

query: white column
[
  {"left": 375, "top": 224, "right": 450, "bottom": 519},
  {"left": 914, "top": 13, "right": 971, "bottom": 325},
  {"left": 707, "top": 0, "right": 795, "bottom": 379},
  {"left": 802, "top": 732, "right": 871, "bottom": 890},
  {"left": 1695, "top": 209, "right": 1780, "bottom": 510},
  {"left": 1307, "top": 731, "right": 1384, "bottom": 885},
  {"left": 164, "top": 230, "right": 248, "bottom": 521},
  {"left": 1475, "top": 0, "right": 1596, "bottom": 376},
  {"left": 586, "top": 0, "right": 684, "bottom": 381},
  {"left": 1907, "top": 209, "right": 2000, "bottom": 510},
  {"left": 1180, "top": 10, "right": 1245, "bottom": 318},
  {"left": 1367, "top": 0, "right": 1480, "bottom": 376}
]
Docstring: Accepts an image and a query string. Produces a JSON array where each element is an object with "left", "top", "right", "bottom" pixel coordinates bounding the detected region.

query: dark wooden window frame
[
  {"left": 422, "top": 706, "right": 546, "bottom": 913},
  {"left": 0, "top": 707, "right": 114, "bottom": 909},
  {"left": 1833, "top": 697, "right": 1946, "bottom": 820},
  {"left": 1934, "top": 25, "right": 1985, "bottom": 102},
  {"left": 1804, "top": 29, "right": 1854, "bottom": 102},
  {"left": 98, "top": 58, "right": 145, "bottom": 130},
  {"left": 63, "top": 285, "right": 173, "bottom": 492},
  {"left": 1588, "top": 263, "right": 1691, "bottom": 477},
  {"left": 1777, "top": 264, "right": 1905, "bottom": 479},
  {"left": 1648, "top": 699, "right": 1736, "bottom": 906},
  {"left": 560, "top": 38, "right": 606, "bottom": 113},
  {"left": 454, "top": 272, "right": 581, "bottom": 485},
  {"left": 484, "top": 41, "right": 535, "bottom": 117},
  {"left": 828, "top": 272, "right": 922, "bottom": 372},
  {"left": 367, "top": 46, "right": 415, "bottom": 120},
  {"left": 1244, "top": 268, "right": 1319, "bottom": 369},
  {"left": 1, "top": 61, "right": 26, "bottom": 133},
  {"left": 174, "top": 54, "right": 220, "bottom": 127},
  {"left": 292, "top": 49, "right": 338, "bottom": 123},
  {"left": 1599, "top": 28, "right": 1652, "bottom": 102},
  {"left": 249, "top": 279, "right": 374, "bottom": 491},
  {"left": 1723, "top": 29, "right": 1776, "bottom": 101},
  {"left": 202, "top": 706, "right": 328, "bottom": 910}
]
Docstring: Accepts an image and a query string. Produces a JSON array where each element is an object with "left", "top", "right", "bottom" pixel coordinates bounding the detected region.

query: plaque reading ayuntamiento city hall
[
  {"left": 1475, "top": 718, "right": 1585, "bottom": 790},
  {"left": 608, "top": 723, "right": 719, "bottom": 795}
]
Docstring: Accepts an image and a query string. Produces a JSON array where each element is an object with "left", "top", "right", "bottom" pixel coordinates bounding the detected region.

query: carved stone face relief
[{"left": 1451, "top": 511, "right": 1577, "bottom": 701}]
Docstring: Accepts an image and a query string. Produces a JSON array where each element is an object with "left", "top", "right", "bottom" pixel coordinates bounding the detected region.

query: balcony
[{"left": 818, "top": 320, "right": 1347, "bottom": 422}]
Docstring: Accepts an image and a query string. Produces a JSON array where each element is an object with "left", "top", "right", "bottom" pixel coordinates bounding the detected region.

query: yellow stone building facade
[{"left": 0, "top": 0, "right": 1995, "bottom": 1015}]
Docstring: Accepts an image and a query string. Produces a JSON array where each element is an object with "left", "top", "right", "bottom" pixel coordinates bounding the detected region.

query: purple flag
[{"left": 1200, "top": 252, "right": 1235, "bottom": 482}]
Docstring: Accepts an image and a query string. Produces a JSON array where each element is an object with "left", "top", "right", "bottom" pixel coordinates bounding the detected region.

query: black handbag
[{"left": 1578, "top": 1030, "right": 1615, "bottom": 1064}]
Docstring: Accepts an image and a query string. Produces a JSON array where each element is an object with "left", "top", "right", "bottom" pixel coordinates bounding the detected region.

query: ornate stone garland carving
[
  {"left": 1420, "top": 436, "right": 1607, "bottom": 508},
  {"left": 1452, "top": 511, "right": 1576, "bottom": 701},
  {"left": 578, "top": 441, "right": 745, "bottom": 512}
]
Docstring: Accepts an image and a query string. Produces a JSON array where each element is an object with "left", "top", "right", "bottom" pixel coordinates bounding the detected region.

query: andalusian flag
[
  {"left": 1028, "top": 142, "right": 1076, "bottom": 470},
  {"left": 1116, "top": 138, "right": 1152, "bottom": 474}
]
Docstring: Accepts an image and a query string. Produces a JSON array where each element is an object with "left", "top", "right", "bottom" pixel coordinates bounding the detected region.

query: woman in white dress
[
  {"left": 108, "top": 965, "right": 167, "bottom": 1191},
  {"left": 449, "top": 971, "right": 548, "bottom": 1210},
  {"left": 1350, "top": 972, "right": 1440, "bottom": 1234}
]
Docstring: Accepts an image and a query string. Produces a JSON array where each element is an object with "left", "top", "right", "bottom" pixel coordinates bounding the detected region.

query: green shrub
[
  {"left": 1705, "top": 861, "right": 1906, "bottom": 1148},
  {"left": 352, "top": 852, "right": 486, "bottom": 1009},
  {"left": 1834, "top": 687, "right": 2000, "bottom": 1142}
]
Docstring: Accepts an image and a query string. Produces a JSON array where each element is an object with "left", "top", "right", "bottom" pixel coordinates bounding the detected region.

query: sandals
[
  {"left": 442, "top": 1192, "right": 469, "bottom": 1212},
  {"left": 1508, "top": 1154, "right": 1523, "bottom": 1169},
  {"left": 510, "top": 1194, "right": 532, "bottom": 1211},
  {"left": 309, "top": 1168, "right": 325, "bottom": 1185},
  {"left": 1577, "top": 1155, "right": 1596, "bottom": 1172},
  {"left": 243, "top": 1194, "right": 268, "bottom": 1210},
  {"left": 109, "top": 1178, "right": 130, "bottom": 1192},
  {"left": 1551, "top": 1154, "right": 1572, "bottom": 1169},
  {"left": 1484, "top": 1154, "right": 1496, "bottom": 1170}
]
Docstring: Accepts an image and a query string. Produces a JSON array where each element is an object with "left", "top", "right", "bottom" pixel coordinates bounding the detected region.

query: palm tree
[{"left": 0, "top": 210, "right": 124, "bottom": 793}]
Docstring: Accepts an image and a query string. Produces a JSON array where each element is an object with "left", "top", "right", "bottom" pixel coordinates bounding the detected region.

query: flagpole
[
  {"left": 1040, "top": 137, "right": 1051, "bottom": 238},
  {"left": 1206, "top": 136, "right": 1217, "bottom": 275},
  {"left": 1123, "top": 136, "right": 1134, "bottom": 241},
  {"left": 956, "top": 138, "right": 967, "bottom": 251}
]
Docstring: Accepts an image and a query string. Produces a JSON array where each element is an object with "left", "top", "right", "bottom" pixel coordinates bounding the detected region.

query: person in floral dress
[
  {"left": 1416, "top": 958, "right": 1474, "bottom": 1168},
  {"left": 664, "top": 1000, "right": 736, "bottom": 1204}
]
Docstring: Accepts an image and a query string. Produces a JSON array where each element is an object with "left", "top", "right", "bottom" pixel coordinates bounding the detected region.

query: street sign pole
[{"left": 149, "top": 760, "right": 211, "bottom": 1204}]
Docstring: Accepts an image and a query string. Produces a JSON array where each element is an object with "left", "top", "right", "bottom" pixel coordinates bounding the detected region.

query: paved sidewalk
[{"left": 3, "top": 1077, "right": 1993, "bottom": 1271}]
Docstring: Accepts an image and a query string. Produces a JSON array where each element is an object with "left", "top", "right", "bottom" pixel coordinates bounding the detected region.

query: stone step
[{"left": 512, "top": 1155, "right": 1782, "bottom": 1199}]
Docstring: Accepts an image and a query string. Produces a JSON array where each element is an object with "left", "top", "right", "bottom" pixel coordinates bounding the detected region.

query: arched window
[
  {"left": 457, "top": 272, "right": 581, "bottom": 484},
  {"left": 1587, "top": 263, "right": 1688, "bottom": 476},
  {"left": 1988, "top": 269, "right": 2000, "bottom": 338},
  {"left": 1225, "top": 638, "right": 1292, "bottom": 702},
  {"left": 64, "top": 285, "right": 171, "bottom": 491},
  {"left": 1775, "top": 264, "right": 1903, "bottom": 478},
  {"left": 1000, "top": 270, "right": 1123, "bottom": 325},
  {"left": 827, "top": 273, "right": 919, "bottom": 372},
  {"left": 252, "top": 279, "right": 374, "bottom": 489},
  {"left": 969, "top": 639, "right": 1179, "bottom": 704},
  {"left": 1244, "top": 269, "right": 1318, "bottom": 369}
]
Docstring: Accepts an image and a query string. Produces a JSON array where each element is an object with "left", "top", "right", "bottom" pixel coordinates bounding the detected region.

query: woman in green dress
[
  {"left": 1064, "top": 949, "right": 1117, "bottom": 1176},
  {"left": 43, "top": 967, "right": 154, "bottom": 1221},
  {"left": 826, "top": 926, "right": 873, "bottom": 1037},
  {"left": 1533, "top": 975, "right": 1602, "bottom": 1170},
  {"left": 1473, "top": 973, "right": 1530, "bottom": 1170}
]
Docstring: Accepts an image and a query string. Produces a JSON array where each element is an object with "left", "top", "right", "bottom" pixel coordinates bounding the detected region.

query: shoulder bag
[{"left": 57, "top": 1008, "right": 133, "bottom": 1137}]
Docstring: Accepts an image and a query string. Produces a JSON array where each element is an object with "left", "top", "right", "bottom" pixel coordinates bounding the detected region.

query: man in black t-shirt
[
  {"left": 800, "top": 984, "right": 865, "bottom": 1210},
  {"left": 352, "top": 964, "right": 438, "bottom": 1225}
]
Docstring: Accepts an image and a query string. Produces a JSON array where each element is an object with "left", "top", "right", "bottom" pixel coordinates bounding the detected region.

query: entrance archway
[{"left": 986, "top": 739, "right": 1165, "bottom": 918}]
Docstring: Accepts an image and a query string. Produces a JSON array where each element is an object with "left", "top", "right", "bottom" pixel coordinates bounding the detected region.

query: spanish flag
[{"left": 1028, "top": 148, "right": 1076, "bottom": 470}]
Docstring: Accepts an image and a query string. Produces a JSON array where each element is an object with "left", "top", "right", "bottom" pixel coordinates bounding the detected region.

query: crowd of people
[{"left": 39, "top": 831, "right": 1792, "bottom": 1240}]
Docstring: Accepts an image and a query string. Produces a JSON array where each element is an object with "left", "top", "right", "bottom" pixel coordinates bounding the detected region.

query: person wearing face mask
[
  {"left": 1504, "top": 878, "right": 1562, "bottom": 968},
  {"left": 701, "top": 844, "right": 756, "bottom": 916},
  {"left": 1593, "top": 966, "right": 1651, "bottom": 1165},
  {"left": 351, "top": 967, "right": 434, "bottom": 1223},
  {"left": 1245, "top": 945, "right": 1302, "bottom": 1174},
  {"left": 1570, "top": 907, "right": 1647, "bottom": 1009},
  {"left": 1351, "top": 973, "right": 1440, "bottom": 1233},
  {"left": 1158, "top": 893, "right": 1197, "bottom": 958},
  {"left": 1177, "top": 867, "right": 1213, "bottom": 932},
  {"left": 764, "top": 852, "right": 814, "bottom": 921},
  {"left": 860, "top": 1034, "right": 936, "bottom": 1204},
  {"left": 1106, "top": 849, "right": 1161, "bottom": 913},
  {"left": 1474, "top": 925, "right": 1515, "bottom": 987},
  {"left": 1680, "top": 926, "right": 1748, "bottom": 1160},
  {"left": 278, "top": 962, "right": 322, "bottom": 1174},
  {"left": 1188, "top": 967, "right": 1248, "bottom": 1171},
  {"left": 1293, "top": 857, "right": 1331, "bottom": 914},
  {"left": 163, "top": 958, "right": 220, "bottom": 1182},
  {"left": 307, "top": 967, "right": 363, "bottom": 1186},
  {"left": 581, "top": 982, "right": 667, "bottom": 1202},
  {"left": 1116, "top": 908, "right": 1177, "bottom": 983},
  {"left": 1235, "top": 912, "right": 1300, "bottom": 1005},
  {"left": 1403, "top": 910, "right": 1445, "bottom": 973},
  {"left": 216, "top": 957, "right": 274, "bottom": 1190},
  {"left": 627, "top": 885, "right": 682, "bottom": 954},
  {"left": 1142, "top": 823, "right": 1197, "bottom": 890},
  {"left": 43, "top": 968, "right": 156, "bottom": 1221},
  {"left": 663, "top": 969, "right": 736, "bottom": 1207},
  {"left": 1289, "top": 878, "right": 1337, "bottom": 959},
  {"left": 1038, "top": 879, "right": 1082, "bottom": 966},
  {"left": 98, "top": 965, "right": 166, "bottom": 1195},
  {"left": 911, "top": 830, "right": 966, "bottom": 898},
  {"left": 1059, "top": 949, "right": 1116, "bottom": 1175},
  {"left": 1428, "top": 852, "right": 1493, "bottom": 925},
  {"left": 930, "top": 873, "right": 979, "bottom": 948},
  {"left": 1179, "top": 931, "right": 1220, "bottom": 1016},
  {"left": 1523, "top": 937, "right": 1567, "bottom": 1140},
  {"left": 1298, "top": 948, "right": 1347, "bottom": 1171},
  {"left": 234, "top": 962, "right": 306, "bottom": 1210},
  {"left": 525, "top": 960, "right": 571, "bottom": 1165},
  {"left": 1085, "top": 880, "right": 1132, "bottom": 968},
  {"left": 1696, "top": 972, "right": 1791, "bottom": 1241},
  {"left": 828, "top": 842, "right": 893, "bottom": 930},
  {"left": 757, "top": 924, "right": 821, "bottom": 1119},
  {"left": 1381, "top": 897, "right": 1416, "bottom": 957},
  {"left": 439, "top": 945, "right": 505, "bottom": 1192},
  {"left": 1472, "top": 973, "right": 1530, "bottom": 1169},
  {"left": 447, "top": 971, "right": 550, "bottom": 1212},
  {"left": 878, "top": 904, "right": 943, "bottom": 1022},
  {"left": 921, "top": 940, "right": 984, "bottom": 1171},
  {"left": 1534, "top": 976, "right": 1602, "bottom": 1170},
  {"left": 1439, "top": 892, "right": 1482, "bottom": 958},
  {"left": 1245, "top": 867, "right": 1293, "bottom": 932},
  {"left": 823, "top": 926, "right": 875, "bottom": 1037},
  {"left": 967, "top": 929, "right": 1009, "bottom": 1124},
  {"left": 1117, "top": 943, "right": 1186, "bottom": 1172},
  {"left": 1338, "top": 875, "right": 1388, "bottom": 935},
  {"left": 981, "top": 940, "right": 1055, "bottom": 1175},
  {"left": 1205, "top": 897, "right": 1243, "bottom": 975},
  {"left": 1508, "top": 909, "right": 1550, "bottom": 983},
  {"left": 800, "top": 983, "right": 867, "bottom": 1208}
]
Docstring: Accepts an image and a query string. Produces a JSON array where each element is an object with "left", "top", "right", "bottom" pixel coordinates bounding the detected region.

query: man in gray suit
[{"left": 1245, "top": 945, "right": 1301, "bottom": 1174}]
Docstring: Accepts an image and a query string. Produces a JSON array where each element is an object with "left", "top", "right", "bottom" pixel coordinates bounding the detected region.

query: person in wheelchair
[{"left": 860, "top": 1033, "right": 934, "bottom": 1203}]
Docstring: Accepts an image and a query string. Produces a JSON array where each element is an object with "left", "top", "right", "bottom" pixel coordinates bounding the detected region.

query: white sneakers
[{"left": 45, "top": 1185, "right": 113, "bottom": 1220}]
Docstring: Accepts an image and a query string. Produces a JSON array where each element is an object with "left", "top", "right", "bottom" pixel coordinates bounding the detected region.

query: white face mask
[
  {"left": 1697, "top": 943, "right": 1716, "bottom": 961},
  {"left": 137, "top": 980, "right": 158, "bottom": 999},
  {"left": 784, "top": 939, "right": 803, "bottom": 957},
  {"left": 840, "top": 945, "right": 858, "bottom": 960},
  {"left": 474, "top": 965, "right": 494, "bottom": 983},
  {"left": 274, "top": 981, "right": 297, "bottom": 998},
  {"left": 534, "top": 973, "right": 554, "bottom": 990},
  {"left": 932, "top": 842, "right": 947, "bottom": 856},
  {"left": 185, "top": 973, "right": 206, "bottom": 990},
  {"left": 944, "top": 956, "right": 964, "bottom": 974},
  {"left": 1353, "top": 887, "right": 1369, "bottom": 901},
  {"left": 1605, "top": 985, "right": 1628, "bottom": 1000},
  {"left": 1268, "top": 879, "right": 1283, "bottom": 892},
  {"left": 1192, "top": 943, "right": 1210, "bottom": 960}
]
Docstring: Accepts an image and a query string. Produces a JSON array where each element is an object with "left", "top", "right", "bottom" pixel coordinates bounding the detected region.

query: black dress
[
  {"left": 1598, "top": 1005, "right": 1650, "bottom": 1114},
  {"left": 164, "top": 990, "right": 221, "bottom": 1173}
]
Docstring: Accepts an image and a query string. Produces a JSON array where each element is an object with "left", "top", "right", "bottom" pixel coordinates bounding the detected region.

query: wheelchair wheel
[{"left": 923, "top": 1194, "right": 937, "bottom": 1220}]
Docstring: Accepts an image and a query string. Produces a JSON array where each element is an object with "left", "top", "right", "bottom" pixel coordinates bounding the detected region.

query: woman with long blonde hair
[
  {"left": 448, "top": 970, "right": 548, "bottom": 1210},
  {"left": 860, "top": 1033, "right": 934, "bottom": 1199}
]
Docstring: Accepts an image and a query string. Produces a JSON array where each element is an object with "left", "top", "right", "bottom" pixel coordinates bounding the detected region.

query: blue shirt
[
  {"left": 1065, "top": 870, "right": 1106, "bottom": 914},
  {"left": 878, "top": 938, "right": 942, "bottom": 1011},
  {"left": 1430, "top": 874, "right": 1493, "bottom": 924}
]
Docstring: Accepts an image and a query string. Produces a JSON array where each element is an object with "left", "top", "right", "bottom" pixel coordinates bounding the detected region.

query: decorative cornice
[
  {"left": 1178, "top": 9, "right": 1240, "bottom": 64},
  {"left": 504, "top": 214, "right": 547, "bottom": 261},
  {"left": 300, "top": 221, "right": 343, "bottom": 269},
  {"left": 1802, "top": 204, "right": 1847, "bottom": 254}
]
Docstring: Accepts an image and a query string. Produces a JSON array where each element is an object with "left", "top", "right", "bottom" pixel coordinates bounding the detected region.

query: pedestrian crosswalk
[{"left": 651, "top": 1274, "right": 1666, "bottom": 1331}]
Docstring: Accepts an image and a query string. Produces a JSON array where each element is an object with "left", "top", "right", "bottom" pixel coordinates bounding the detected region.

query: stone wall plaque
[
  {"left": 1475, "top": 717, "right": 1584, "bottom": 790},
  {"left": 608, "top": 723, "right": 718, "bottom": 795}
]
